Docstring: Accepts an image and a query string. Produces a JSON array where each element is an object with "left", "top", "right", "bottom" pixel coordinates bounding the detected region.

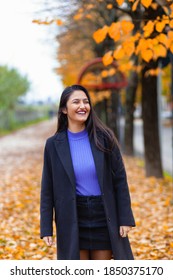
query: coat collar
[{"left": 53, "top": 130, "right": 104, "bottom": 193}]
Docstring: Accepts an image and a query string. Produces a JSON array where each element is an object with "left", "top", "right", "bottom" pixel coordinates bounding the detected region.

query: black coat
[{"left": 40, "top": 130, "right": 135, "bottom": 260}]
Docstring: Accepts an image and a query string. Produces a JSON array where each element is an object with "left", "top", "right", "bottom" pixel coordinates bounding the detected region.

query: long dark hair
[{"left": 55, "top": 84, "right": 118, "bottom": 152}]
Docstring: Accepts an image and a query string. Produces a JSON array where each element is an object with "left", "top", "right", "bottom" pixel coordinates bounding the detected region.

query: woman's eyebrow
[{"left": 72, "top": 98, "right": 89, "bottom": 101}]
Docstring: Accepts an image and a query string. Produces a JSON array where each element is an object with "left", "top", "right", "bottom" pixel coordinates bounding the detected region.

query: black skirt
[{"left": 76, "top": 195, "right": 112, "bottom": 250}]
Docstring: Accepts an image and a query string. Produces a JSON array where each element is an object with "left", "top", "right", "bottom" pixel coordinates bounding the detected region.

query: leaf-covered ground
[{"left": 0, "top": 119, "right": 172, "bottom": 260}]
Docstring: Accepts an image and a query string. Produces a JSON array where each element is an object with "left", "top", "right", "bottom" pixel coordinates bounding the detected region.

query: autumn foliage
[{"left": 92, "top": 0, "right": 173, "bottom": 74}]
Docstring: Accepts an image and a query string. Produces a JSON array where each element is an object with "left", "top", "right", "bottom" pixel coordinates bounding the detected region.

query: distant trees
[
  {"left": 0, "top": 65, "right": 30, "bottom": 110},
  {"left": 0, "top": 65, "right": 30, "bottom": 130}
]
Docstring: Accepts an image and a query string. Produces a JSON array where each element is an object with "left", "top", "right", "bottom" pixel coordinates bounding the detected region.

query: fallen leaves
[
  {"left": 0, "top": 120, "right": 172, "bottom": 260},
  {"left": 126, "top": 158, "right": 173, "bottom": 260}
]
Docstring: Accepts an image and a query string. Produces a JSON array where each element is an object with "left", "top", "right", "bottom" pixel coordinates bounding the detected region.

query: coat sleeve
[
  {"left": 40, "top": 141, "right": 54, "bottom": 238},
  {"left": 111, "top": 144, "right": 135, "bottom": 227}
]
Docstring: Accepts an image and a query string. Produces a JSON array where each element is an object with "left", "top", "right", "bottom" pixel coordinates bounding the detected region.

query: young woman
[{"left": 40, "top": 84, "right": 135, "bottom": 260}]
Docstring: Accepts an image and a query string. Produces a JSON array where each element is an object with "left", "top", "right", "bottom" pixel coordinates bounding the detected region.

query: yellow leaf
[
  {"left": 55, "top": 19, "right": 63, "bottom": 26},
  {"left": 141, "top": 0, "right": 153, "bottom": 8},
  {"left": 86, "top": 4, "right": 94, "bottom": 10},
  {"left": 102, "top": 51, "right": 113, "bottom": 66},
  {"left": 85, "top": 14, "right": 92, "bottom": 19},
  {"left": 155, "top": 21, "right": 166, "bottom": 33},
  {"left": 73, "top": 13, "right": 83, "bottom": 20},
  {"left": 153, "top": 44, "right": 167, "bottom": 60},
  {"left": 116, "top": 0, "right": 124, "bottom": 5},
  {"left": 32, "top": 19, "right": 40, "bottom": 24},
  {"left": 132, "top": 0, "right": 140, "bottom": 11},
  {"left": 108, "top": 68, "right": 116, "bottom": 76},
  {"left": 93, "top": 25, "right": 109, "bottom": 43},
  {"left": 157, "top": 34, "right": 168, "bottom": 48},
  {"left": 121, "top": 20, "right": 134, "bottom": 35},
  {"left": 107, "top": 4, "right": 113, "bottom": 9},
  {"left": 141, "top": 49, "right": 153, "bottom": 62},
  {"left": 143, "top": 20, "right": 155, "bottom": 37},
  {"left": 108, "top": 22, "right": 121, "bottom": 41},
  {"left": 170, "top": 19, "right": 173, "bottom": 29},
  {"left": 101, "top": 70, "right": 108, "bottom": 78},
  {"left": 123, "top": 40, "right": 135, "bottom": 56},
  {"left": 113, "top": 46, "right": 125, "bottom": 60},
  {"left": 170, "top": 43, "right": 173, "bottom": 53},
  {"left": 168, "top": 31, "right": 173, "bottom": 39},
  {"left": 119, "top": 62, "right": 133, "bottom": 72},
  {"left": 151, "top": 3, "right": 158, "bottom": 10}
]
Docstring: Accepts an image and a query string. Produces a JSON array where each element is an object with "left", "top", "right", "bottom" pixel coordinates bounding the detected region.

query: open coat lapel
[
  {"left": 53, "top": 130, "right": 105, "bottom": 193},
  {"left": 53, "top": 131, "right": 76, "bottom": 190}
]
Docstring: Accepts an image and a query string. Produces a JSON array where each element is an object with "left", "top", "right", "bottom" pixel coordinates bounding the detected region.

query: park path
[{"left": 0, "top": 119, "right": 172, "bottom": 260}]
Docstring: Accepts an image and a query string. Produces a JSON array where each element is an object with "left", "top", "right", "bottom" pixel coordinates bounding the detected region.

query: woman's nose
[{"left": 79, "top": 102, "right": 85, "bottom": 108}]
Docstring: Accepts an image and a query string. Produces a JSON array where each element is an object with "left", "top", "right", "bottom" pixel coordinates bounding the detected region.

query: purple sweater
[{"left": 67, "top": 129, "right": 101, "bottom": 196}]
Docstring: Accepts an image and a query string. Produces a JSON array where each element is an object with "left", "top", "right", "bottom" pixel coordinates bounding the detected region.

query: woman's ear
[{"left": 62, "top": 107, "right": 67, "bottom": 114}]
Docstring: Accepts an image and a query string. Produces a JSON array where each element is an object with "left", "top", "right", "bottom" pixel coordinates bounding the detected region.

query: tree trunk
[
  {"left": 106, "top": 90, "right": 120, "bottom": 140},
  {"left": 124, "top": 70, "right": 138, "bottom": 155},
  {"left": 141, "top": 65, "right": 163, "bottom": 178}
]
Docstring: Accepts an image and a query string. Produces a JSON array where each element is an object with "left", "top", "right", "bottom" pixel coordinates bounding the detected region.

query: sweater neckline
[{"left": 67, "top": 129, "right": 88, "bottom": 140}]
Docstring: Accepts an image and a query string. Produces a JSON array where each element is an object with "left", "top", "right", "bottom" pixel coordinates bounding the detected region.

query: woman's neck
[{"left": 68, "top": 123, "right": 86, "bottom": 133}]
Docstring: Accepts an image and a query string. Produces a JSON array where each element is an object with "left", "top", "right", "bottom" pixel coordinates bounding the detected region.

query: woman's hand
[
  {"left": 43, "top": 236, "right": 54, "bottom": 246},
  {"left": 119, "top": 226, "right": 132, "bottom": 238}
]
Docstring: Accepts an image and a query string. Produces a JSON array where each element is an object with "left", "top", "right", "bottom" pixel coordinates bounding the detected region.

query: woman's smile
[{"left": 63, "top": 90, "right": 91, "bottom": 131}]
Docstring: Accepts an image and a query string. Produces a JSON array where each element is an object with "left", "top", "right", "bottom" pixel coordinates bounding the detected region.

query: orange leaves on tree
[
  {"left": 121, "top": 20, "right": 134, "bottom": 35},
  {"left": 107, "top": 21, "right": 134, "bottom": 42},
  {"left": 73, "top": 13, "right": 83, "bottom": 20},
  {"left": 141, "top": 0, "right": 153, "bottom": 8},
  {"left": 141, "top": 49, "right": 153, "bottom": 62},
  {"left": 93, "top": 25, "right": 109, "bottom": 43},
  {"left": 132, "top": 0, "right": 140, "bottom": 12},
  {"left": 151, "top": 3, "right": 158, "bottom": 10},
  {"left": 155, "top": 21, "right": 166, "bottom": 33},
  {"left": 170, "top": 19, "right": 173, "bottom": 29},
  {"left": 107, "top": 4, "right": 113, "bottom": 9},
  {"left": 101, "top": 68, "right": 116, "bottom": 78},
  {"left": 32, "top": 19, "right": 63, "bottom": 26},
  {"left": 102, "top": 51, "right": 113, "bottom": 66},
  {"left": 119, "top": 61, "right": 133, "bottom": 73},
  {"left": 170, "top": 43, "right": 173, "bottom": 53},
  {"left": 143, "top": 20, "right": 155, "bottom": 37},
  {"left": 157, "top": 33, "right": 169, "bottom": 48},
  {"left": 136, "top": 36, "right": 167, "bottom": 62},
  {"left": 108, "top": 22, "right": 121, "bottom": 41},
  {"left": 168, "top": 31, "right": 173, "bottom": 53},
  {"left": 122, "top": 40, "right": 135, "bottom": 57},
  {"left": 153, "top": 44, "right": 167, "bottom": 60},
  {"left": 113, "top": 46, "right": 125, "bottom": 60},
  {"left": 55, "top": 19, "right": 63, "bottom": 26},
  {"left": 115, "top": 0, "right": 125, "bottom": 5}
]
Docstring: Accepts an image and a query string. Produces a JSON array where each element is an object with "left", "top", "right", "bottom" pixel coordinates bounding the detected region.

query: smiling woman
[
  {"left": 40, "top": 84, "right": 135, "bottom": 260},
  {"left": 62, "top": 91, "right": 91, "bottom": 132}
]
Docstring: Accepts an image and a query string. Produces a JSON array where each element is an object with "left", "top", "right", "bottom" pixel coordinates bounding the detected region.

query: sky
[{"left": 0, "top": 0, "right": 63, "bottom": 103}]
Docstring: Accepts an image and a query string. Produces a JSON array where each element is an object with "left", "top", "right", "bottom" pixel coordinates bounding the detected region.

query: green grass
[{"left": 0, "top": 116, "right": 49, "bottom": 137}]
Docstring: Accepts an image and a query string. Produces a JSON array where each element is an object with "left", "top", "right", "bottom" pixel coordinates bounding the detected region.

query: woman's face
[{"left": 63, "top": 90, "right": 91, "bottom": 129}]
